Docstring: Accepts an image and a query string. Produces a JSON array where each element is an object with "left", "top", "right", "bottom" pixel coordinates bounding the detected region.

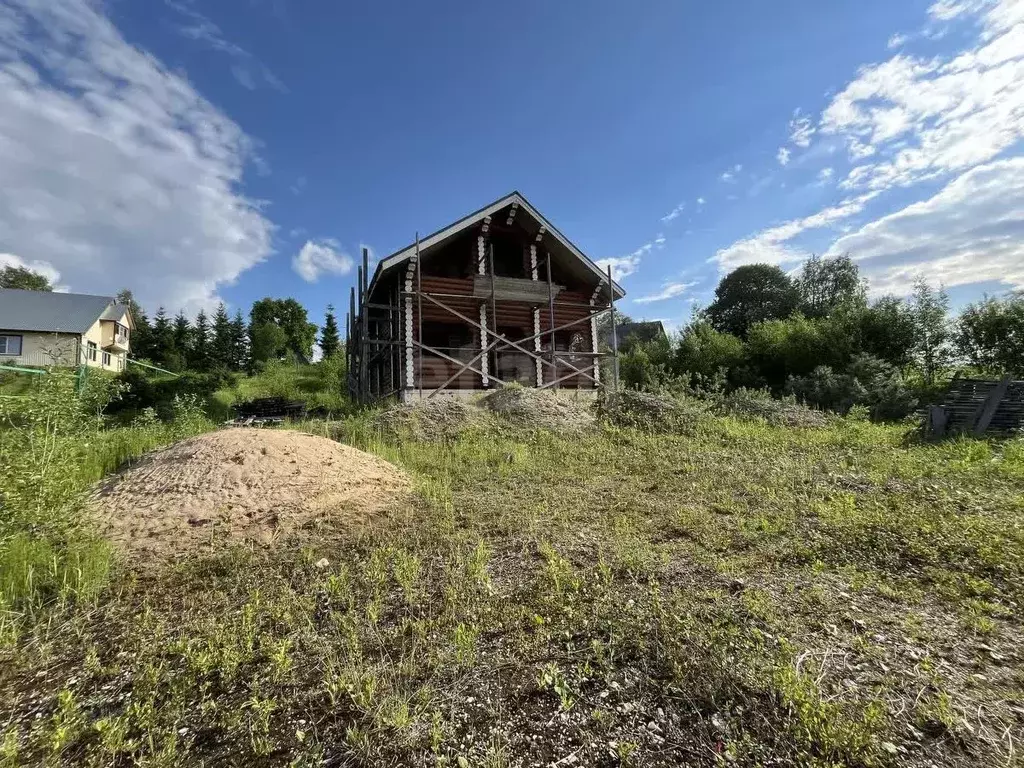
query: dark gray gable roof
[{"left": 0, "top": 289, "right": 115, "bottom": 334}]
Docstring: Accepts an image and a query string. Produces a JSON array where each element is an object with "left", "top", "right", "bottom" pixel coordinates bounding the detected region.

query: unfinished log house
[{"left": 346, "top": 191, "right": 625, "bottom": 402}]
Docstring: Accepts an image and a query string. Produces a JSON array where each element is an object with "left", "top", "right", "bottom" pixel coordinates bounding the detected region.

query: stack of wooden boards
[
  {"left": 927, "top": 375, "right": 1024, "bottom": 436},
  {"left": 231, "top": 397, "right": 306, "bottom": 426}
]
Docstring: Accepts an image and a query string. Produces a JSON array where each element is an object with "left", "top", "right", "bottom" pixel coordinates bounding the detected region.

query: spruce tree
[
  {"left": 320, "top": 304, "right": 341, "bottom": 359},
  {"left": 230, "top": 310, "right": 249, "bottom": 371},
  {"left": 171, "top": 312, "right": 191, "bottom": 371},
  {"left": 151, "top": 307, "right": 173, "bottom": 367},
  {"left": 211, "top": 302, "right": 232, "bottom": 367},
  {"left": 192, "top": 309, "right": 210, "bottom": 371}
]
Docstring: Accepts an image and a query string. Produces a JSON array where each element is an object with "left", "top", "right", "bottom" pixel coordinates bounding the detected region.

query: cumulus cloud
[
  {"left": 826, "top": 157, "right": 1024, "bottom": 294},
  {"left": 777, "top": 147, "right": 791, "bottom": 166},
  {"left": 292, "top": 239, "right": 354, "bottom": 282},
  {"left": 818, "top": 167, "right": 835, "bottom": 182},
  {"left": 888, "top": 33, "right": 910, "bottom": 49},
  {"left": 697, "top": 197, "right": 706, "bottom": 205},
  {"left": 634, "top": 281, "right": 697, "bottom": 304},
  {"left": 0, "top": 0, "right": 275, "bottom": 313}
]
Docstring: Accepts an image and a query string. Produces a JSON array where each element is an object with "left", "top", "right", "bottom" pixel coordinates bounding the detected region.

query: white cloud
[
  {"left": 292, "top": 239, "right": 354, "bottom": 282},
  {"left": 928, "top": 0, "right": 988, "bottom": 22},
  {"left": 697, "top": 197, "right": 706, "bottom": 205},
  {"left": 777, "top": 147, "right": 791, "bottom": 166},
  {"left": 0, "top": 0, "right": 274, "bottom": 313},
  {"left": 660, "top": 202, "right": 685, "bottom": 223},
  {"left": 0, "top": 252, "right": 62, "bottom": 288},
  {"left": 888, "top": 32, "right": 910, "bottom": 49},
  {"left": 818, "top": 167, "right": 835, "bottom": 182},
  {"left": 789, "top": 110, "right": 817, "bottom": 147},
  {"left": 720, "top": 171, "right": 735, "bottom": 182},
  {"left": 711, "top": 0, "right": 1024, "bottom": 298},
  {"left": 596, "top": 255, "right": 640, "bottom": 281},
  {"left": 826, "top": 157, "right": 1024, "bottom": 294},
  {"left": 711, "top": 194, "right": 877, "bottom": 272},
  {"left": 165, "top": 0, "right": 285, "bottom": 92},
  {"left": 654, "top": 235, "right": 666, "bottom": 245},
  {"left": 634, "top": 281, "right": 697, "bottom": 304},
  {"left": 821, "top": 2, "right": 1024, "bottom": 193}
]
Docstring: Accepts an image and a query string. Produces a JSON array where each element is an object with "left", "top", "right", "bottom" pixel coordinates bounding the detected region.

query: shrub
[
  {"left": 717, "top": 387, "right": 832, "bottom": 428},
  {"left": 674, "top": 320, "right": 745, "bottom": 386},
  {"left": 786, "top": 366, "right": 867, "bottom": 415}
]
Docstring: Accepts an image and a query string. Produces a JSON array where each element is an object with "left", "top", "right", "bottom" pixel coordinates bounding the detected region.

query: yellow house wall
[
  {"left": 0, "top": 331, "right": 80, "bottom": 366},
  {"left": 82, "top": 319, "right": 127, "bottom": 371}
]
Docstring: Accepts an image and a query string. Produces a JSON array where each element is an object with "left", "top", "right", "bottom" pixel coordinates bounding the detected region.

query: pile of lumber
[
  {"left": 928, "top": 375, "right": 1024, "bottom": 436},
  {"left": 231, "top": 397, "right": 306, "bottom": 425}
]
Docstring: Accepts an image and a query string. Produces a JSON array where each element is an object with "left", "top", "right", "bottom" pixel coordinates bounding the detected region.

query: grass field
[{"left": 1, "top": 398, "right": 1022, "bottom": 766}]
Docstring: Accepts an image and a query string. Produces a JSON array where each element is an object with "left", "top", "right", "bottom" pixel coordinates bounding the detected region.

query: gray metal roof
[{"left": 0, "top": 289, "right": 116, "bottom": 334}]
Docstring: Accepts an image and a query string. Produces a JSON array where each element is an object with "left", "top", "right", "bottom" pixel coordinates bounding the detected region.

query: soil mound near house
[
  {"left": 91, "top": 428, "right": 408, "bottom": 559},
  {"left": 481, "top": 387, "right": 595, "bottom": 431},
  {"left": 372, "top": 397, "right": 476, "bottom": 441}
]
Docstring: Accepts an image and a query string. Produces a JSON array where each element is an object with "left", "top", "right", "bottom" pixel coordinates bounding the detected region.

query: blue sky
[{"left": 1, "top": 0, "right": 1022, "bottom": 333}]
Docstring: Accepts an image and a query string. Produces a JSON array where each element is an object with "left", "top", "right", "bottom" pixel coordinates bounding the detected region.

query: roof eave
[{"left": 369, "top": 191, "right": 626, "bottom": 299}]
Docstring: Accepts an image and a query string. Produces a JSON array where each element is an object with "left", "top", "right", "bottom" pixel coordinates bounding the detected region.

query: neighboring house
[
  {"left": 603, "top": 320, "right": 667, "bottom": 350},
  {"left": 347, "top": 190, "right": 626, "bottom": 402},
  {"left": 0, "top": 289, "right": 133, "bottom": 371}
]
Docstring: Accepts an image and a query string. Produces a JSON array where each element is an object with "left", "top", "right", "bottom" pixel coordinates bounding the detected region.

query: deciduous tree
[
  {"left": 707, "top": 264, "right": 800, "bottom": 338},
  {"left": 0, "top": 265, "right": 52, "bottom": 291}
]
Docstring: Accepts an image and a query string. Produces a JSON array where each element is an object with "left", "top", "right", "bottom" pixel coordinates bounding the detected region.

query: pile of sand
[{"left": 90, "top": 428, "right": 408, "bottom": 559}]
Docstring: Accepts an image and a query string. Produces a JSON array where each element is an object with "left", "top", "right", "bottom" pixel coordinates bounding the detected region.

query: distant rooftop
[{"left": 0, "top": 288, "right": 119, "bottom": 334}]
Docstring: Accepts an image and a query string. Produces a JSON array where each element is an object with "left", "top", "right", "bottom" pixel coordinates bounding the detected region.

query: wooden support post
[
  {"left": 356, "top": 268, "right": 364, "bottom": 405},
  {"left": 607, "top": 264, "right": 619, "bottom": 393},
  {"left": 489, "top": 243, "right": 498, "bottom": 388},
  {"left": 361, "top": 249, "right": 369, "bottom": 403},
  {"left": 349, "top": 286, "right": 356, "bottom": 399},
  {"left": 973, "top": 374, "right": 1011, "bottom": 436},
  {"left": 546, "top": 252, "right": 557, "bottom": 389},
  {"left": 415, "top": 234, "right": 423, "bottom": 400}
]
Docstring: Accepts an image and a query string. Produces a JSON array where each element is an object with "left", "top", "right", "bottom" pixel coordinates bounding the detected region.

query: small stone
[
  {"left": 314, "top": 558, "right": 330, "bottom": 569},
  {"left": 656, "top": 707, "right": 665, "bottom": 720},
  {"left": 881, "top": 742, "right": 898, "bottom": 755},
  {"left": 178, "top": 727, "right": 189, "bottom": 736},
  {"left": 646, "top": 721, "right": 661, "bottom": 733}
]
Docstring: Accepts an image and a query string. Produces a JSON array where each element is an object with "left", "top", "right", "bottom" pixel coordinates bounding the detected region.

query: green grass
[
  {"left": 1, "top": 398, "right": 1022, "bottom": 766},
  {"left": 210, "top": 359, "right": 348, "bottom": 419}
]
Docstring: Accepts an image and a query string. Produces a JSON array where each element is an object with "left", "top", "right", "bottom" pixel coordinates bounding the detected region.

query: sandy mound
[{"left": 91, "top": 428, "right": 408, "bottom": 559}]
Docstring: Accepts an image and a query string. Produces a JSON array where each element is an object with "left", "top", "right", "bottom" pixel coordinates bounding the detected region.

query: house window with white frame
[
  {"left": 0, "top": 335, "right": 23, "bottom": 356},
  {"left": 87, "top": 341, "right": 98, "bottom": 361},
  {"left": 102, "top": 351, "right": 111, "bottom": 367}
]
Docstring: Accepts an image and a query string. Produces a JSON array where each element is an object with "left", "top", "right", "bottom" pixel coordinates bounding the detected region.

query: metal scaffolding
[{"left": 346, "top": 245, "right": 620, "bottom": 405}]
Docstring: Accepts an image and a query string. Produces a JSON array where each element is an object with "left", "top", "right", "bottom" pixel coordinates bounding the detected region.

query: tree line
[
  {"left": 1, "top": 265, "right": 342, "bottom": 373},
  {"left": 619, "top": 256, "right": 1024, "bottom": 419},
  {"left": 121, "top": 293, "right": 343, "bottom": 373}
]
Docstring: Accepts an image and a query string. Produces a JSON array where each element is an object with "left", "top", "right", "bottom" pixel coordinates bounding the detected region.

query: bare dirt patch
[{"left": 90, "top": 428, "right": 408, "bottom": 559}]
